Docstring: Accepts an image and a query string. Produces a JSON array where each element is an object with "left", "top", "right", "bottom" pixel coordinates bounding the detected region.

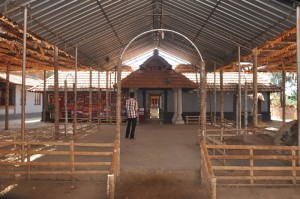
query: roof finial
[{"left": 153, "top": 49, "right": 159, "bottom": 56}]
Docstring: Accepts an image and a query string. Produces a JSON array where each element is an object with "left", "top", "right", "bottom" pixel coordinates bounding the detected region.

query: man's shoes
[{"left": 125, "top": 136, "right": 129, "bottom": 139}]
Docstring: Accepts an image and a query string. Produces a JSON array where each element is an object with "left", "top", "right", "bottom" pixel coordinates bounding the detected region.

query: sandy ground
[{"left": 1, "top": 118, "right": 300, "bottom": 199}]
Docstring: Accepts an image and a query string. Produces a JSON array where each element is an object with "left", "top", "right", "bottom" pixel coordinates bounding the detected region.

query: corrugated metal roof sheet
[{"left": 0, "top": 0, "right": 297, "bottom": 72}]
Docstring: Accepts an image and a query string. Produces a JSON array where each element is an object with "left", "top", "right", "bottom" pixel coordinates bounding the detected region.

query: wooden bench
[{"left": 185, "top": 115, "right": 200, "bottom": 125}]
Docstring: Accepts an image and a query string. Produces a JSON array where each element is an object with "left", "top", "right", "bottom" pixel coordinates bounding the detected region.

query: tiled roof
[
  {"left": 121, "top": 50, "right": 197, "bottom": 89},
  {"left": 121, "top": 69, "right": 197, "bottom": 88},
  {"left": 30, "top": 71, "right": 131, "bottom": 92},
  {"left": 0, "top": 73, "right": 42, "bottom": 87},
  {"left": 183, "top": 72, "right": 281, "bottom": 92}
]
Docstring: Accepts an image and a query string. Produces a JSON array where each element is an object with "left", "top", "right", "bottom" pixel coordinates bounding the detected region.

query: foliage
[{"left": 269, "top": 72, "right": 297, "bottom": 107}]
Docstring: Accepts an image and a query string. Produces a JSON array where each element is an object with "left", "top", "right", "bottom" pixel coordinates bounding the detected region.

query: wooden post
[
  {"left": 253, "top": 48, "right": 258, "bottom": 128},
  {"left": 235, "top": 84, "right": 239, "bottom": 130},
  {"left": 54, "top": 46, "right": 59, "bottom": 140},
  {"left": 89, "top": 67, "right": 93, "bottom": 124},
  {"left": 213, "top": 63, "right": 216, "bottom": 125},
  {"left": 292, "top": 149, "right": 296, "bottom": 185},
  {"left": 27, "top": 143, "right": 31, "bottom": 180},
  {"left": 116, "top": 59, "right": 122, "bottom": 179},
  {"left": 5, "top": 62, "right": 10, "bottom": 130},
  {"left": 73, "top": 47, "right": 78, "bottom": 140},
  {"left": 250, "top": 148, "right": 254, "bottom": 184},
  {"left": 282, "top": 63, "right": 286, "bottom": 125},
  {"left": 297, "top": 5, "right": 300, "bottom": 163},
  {"left": 109, "top": 72, "right": 112, "bottom": 124},
  {"left": 220, "top": 69, "right": 224, "bottom": 127},
  {"left": 244, "top": 81, "right": 248, "bottom": 129},
  {"left": 238, "top": 45, "right": 242, "bottom": 129},
  {"left": 64, "top": 80, "right": 68, "bottom": 137},
  {"left": 70, "top": 141, "right": 75, "bottom": 182},
  {"left": 106, "top": 70, "right": 109, "bottom": 124},
  {"left": 108, "top": 174, "right": 115, "bottom": 199},
  {"left": 209, "top": 92, "right": 213, "bottom": 125},
  {"left": 21, "top": 6, "right": 28, "bottom": 163},
  {"left": 42, "top": 70, "right": 47, "bottom": 122},
  {"left": 199, "top": 61, "right": 207, "bottom": 136},
  {"left": 98, "top": 69, "right": 102, "bottom": 130}
]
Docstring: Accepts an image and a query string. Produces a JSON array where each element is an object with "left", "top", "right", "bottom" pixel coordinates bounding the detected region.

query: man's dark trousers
[{"left": 126, "top": 117, "right": 137, "bottom": 139}]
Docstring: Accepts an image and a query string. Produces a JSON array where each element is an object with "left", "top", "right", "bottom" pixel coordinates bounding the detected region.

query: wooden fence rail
[
  {"left": 205, "top": 128, "right": 264, "bottom": 142},
  {"left": 206, "top": 144, "right": 300, "bottom": 186},
  {"left": 185, "top": 115, "right": 200, "bottom": 125},
  {"left": 107, "top": 138, "right": 120, "bottom": 199},
  {"left": 199, "top": 138, "right": 216, "bottom": 199},
  {"left": 0, "top": 141, "right": 114, "bottom": 181}
]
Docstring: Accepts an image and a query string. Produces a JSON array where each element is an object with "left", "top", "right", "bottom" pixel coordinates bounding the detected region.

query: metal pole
[
  {"left": 296, "top": 5, "right": 300, "bottom": 159},
  {"left": 238, "top": 45, "right": 242, "bottom": 130},
  {"left": 54, "top": 46, "right": 59, "bottom": 140},
  {"left": 253, "top": 48, "right": 258, "bottom": 128},
  {"left": 106, "top": 70, "right": 109, "bottom": 123},
  {"left": 282, "top": 65, "right": 286, "bottom": 125},
  {"left": 200, "top": 61, "right": 206, "bottom": 135},
  {"left": 5, "top": 62, "right": 10, "bottom": 130},
  {"left": 73, "top": 46, "right": 78, "bottom": 140},
  {"left": 98, "top": 69, "right": 101, "bottom": 130},
  {"left": 213, "top": 63, "right": 216, "bottom": 125},
  {"left": 21, "top": 7, "right": 27, "bottom": 162},
  {"left": 109, "top": 72, "right": 112, "bottom": 124},
  {"left": 42, "top": 70, "right": 47, "bottom": 122},
  {"left": 64, "top": 80, "right": 68, "bottom": 137},
  {"left": 116, "top": 59, "right": 122, "bottom": 179},
  {"left": 89, "top": 67, "right": 93, "bottom": 124},
  {"left": 220, "top": 69, "right": 224, "bottom": 127},
  {"left": 245, "top": 80, "right": 248, "bottom": 129}
]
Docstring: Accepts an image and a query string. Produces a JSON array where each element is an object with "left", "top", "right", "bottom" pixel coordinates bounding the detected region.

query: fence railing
[
  {"left": 107, "top": 138, "right": 120, "bottom": 199},
  {"left": 0, "top": 141, "right": 114, "bottom": 181},
  {"left": 205, "top": 128, "right": 264, "bottom": 142},
  {"left": 185, "top": 115, "right": 200, "bottom": 125},
  {"left": 199, "top": 138, "right": 216, "bottom": 199},
  {"left": 206, "top": 144, "right": 300, "bottom": 186}
]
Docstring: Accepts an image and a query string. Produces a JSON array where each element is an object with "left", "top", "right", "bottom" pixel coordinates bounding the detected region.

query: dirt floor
[{"left": 1, "top": 118, "right": 300, "bottom": 199}]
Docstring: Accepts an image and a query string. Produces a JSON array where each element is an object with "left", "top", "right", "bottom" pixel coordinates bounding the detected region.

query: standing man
[{"left": 126, "top": 92, "right": 138, "bottom": 139}]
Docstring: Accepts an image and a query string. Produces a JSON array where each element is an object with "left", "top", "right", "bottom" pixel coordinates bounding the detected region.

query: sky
[{"left": 123, "top": 49, "right": 190, "bottom": 70}]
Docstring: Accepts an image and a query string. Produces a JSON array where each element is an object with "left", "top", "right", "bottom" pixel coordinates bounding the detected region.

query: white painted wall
[{"left": 0, "top": 85, "right": 42, "bottom": 116}]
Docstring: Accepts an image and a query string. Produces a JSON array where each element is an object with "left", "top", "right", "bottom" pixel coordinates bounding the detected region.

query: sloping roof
[
  {"left": 30, "top": 71, "right": 131, "bottom": 92},
  {"left": 0, "top": 73, "right": 42, "bottom": 87},
  {"left": 0, "top": 1, "right": 297, "bottom": 72},
  {"left": 183, "top": 72, "right": 281, "bottom": 92},
  {"left": 121, "top": 50, "right": 197, "bottom": 88},
  {"left": 121, "top": 70, "right": 197, "bottom": 89}
]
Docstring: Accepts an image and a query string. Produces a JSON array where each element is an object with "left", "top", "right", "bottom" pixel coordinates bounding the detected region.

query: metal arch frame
[
  {"left": 115, "top": 28, "right": 206, "bottom": 180},
  {"left": 120, "top": 28, "right": 204, "bottom": 62}
]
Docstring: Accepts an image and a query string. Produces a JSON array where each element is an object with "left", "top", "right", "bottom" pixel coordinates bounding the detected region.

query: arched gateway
[{"left": 121, "top": 49, "right": 197, "bottom": 124}]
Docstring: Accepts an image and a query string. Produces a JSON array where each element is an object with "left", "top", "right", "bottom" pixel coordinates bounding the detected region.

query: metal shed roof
[{"left": 0, "top": 0, "right": 299, "bottom": 72}]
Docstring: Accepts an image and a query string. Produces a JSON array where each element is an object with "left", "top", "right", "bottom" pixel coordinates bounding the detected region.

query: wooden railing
[
  {"left": 94, "top": 116, "right": 127, "bottom": 124},
  {"left": 0, "top": 141, "right": 114, "bottom": 181},
  {"left": 205, "top": 128, "right": 264, "bottom": 142},
  {"left": 199, "top": 128, "right": 300, "bottom": 198},
  {"left": 207, "top": 144, "right": 300, "bottom": 186},
  {"left": 199, "top": 138, "right": 216, "bottom": 199},
  {"left": 215, "top": 116, "right": 236, "bottom": 129},
  {"left": 107, "top": 138, "right": 120, "bottom": 199},
  {"left": 185, "top": 115, "right": 200, "bottom": 125}
]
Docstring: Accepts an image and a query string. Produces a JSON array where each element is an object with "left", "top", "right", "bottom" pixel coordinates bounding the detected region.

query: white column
[
  {"left": 172, "top": 89, "right": 178, "bottom": 123},
  {"left": 175, "top": 88, "right": 184, "bottom": 124}
]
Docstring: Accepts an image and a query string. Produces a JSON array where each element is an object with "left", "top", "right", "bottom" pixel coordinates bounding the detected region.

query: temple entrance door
[{"left": 150, "top": 95, "right": 160, "bottom": 119}]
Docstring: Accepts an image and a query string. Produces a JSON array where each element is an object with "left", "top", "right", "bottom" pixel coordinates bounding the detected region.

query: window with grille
[{"left": 34, "top": 92, "right": 41, "bottom": 105}]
